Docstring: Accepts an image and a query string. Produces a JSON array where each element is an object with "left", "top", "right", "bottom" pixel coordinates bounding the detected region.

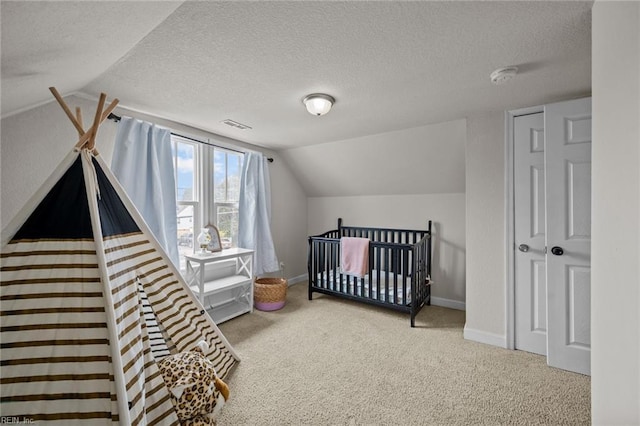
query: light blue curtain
[
  {"left": 111, "top": 116, "right": 179, "bottom": 266},
  {"left": 238, "top": 152, "right": 279, "bottom": 275}
]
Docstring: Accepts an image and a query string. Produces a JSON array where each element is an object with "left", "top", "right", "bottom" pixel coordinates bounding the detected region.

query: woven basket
[{"left": 254, "top": 277, "right": 287, "bottom": 311}]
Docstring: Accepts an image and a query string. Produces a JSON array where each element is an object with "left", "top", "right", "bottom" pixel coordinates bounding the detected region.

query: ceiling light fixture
[
  {"left": 490, "top": 66, "right": 518, "bottom": 85},
  {"left": 303, "top": 93, "right": 335, "bottom": 116}
]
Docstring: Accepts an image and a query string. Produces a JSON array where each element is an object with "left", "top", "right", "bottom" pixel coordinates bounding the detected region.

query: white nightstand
[{"left": 184, "top": 248, "right": 254, "bottom": 323}]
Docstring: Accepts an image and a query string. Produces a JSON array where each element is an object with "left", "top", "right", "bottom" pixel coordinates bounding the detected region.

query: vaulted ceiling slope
[
  {"left": 281, "top": 118, "right": 467, "bottom": 197},
  {"left": 1, "top": 1, "right": 592, "bottom": 150},
  {"left": 0, "top": 1, "right": 183, "bottom": 116}
]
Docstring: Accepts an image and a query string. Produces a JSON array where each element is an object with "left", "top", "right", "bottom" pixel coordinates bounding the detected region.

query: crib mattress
[{"left": 316, "top": 269, "right": 412, "bottom": 304}]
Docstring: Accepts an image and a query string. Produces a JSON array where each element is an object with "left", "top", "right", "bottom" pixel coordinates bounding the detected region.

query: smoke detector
[{"left": 490, "top": 67, "right": 518, "bottom": 85}]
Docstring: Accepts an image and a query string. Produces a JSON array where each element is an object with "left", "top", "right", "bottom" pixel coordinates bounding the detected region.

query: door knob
[
  {"left": 551, "top": 246, "right": 564, "bottom": 256},
  {"left": 518, "top": 244, "right": 529, "bottom": 252}
]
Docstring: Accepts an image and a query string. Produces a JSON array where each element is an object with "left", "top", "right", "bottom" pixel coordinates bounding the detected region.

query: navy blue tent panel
[
  {"left": 93, "top": 157, "right": 139, "bottom": 238},
  {"left": 13, "top": 156, "right": 92, "bottom": 240},
  {"left": 12, "top": 155, "right": 141, "bottom": 241}
]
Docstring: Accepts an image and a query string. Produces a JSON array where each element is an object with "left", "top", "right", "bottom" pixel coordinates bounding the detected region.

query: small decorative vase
[{"left": 196, "top": 228, "right": 211, "bottom": 254}]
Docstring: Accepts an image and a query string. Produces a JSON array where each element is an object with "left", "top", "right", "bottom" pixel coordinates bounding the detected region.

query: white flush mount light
[
  {"left": 303, "top": 93, "right": 335, "bottom": 116},
  {"left": 490, "top": 66, "right": 518, "bottom": 85}
]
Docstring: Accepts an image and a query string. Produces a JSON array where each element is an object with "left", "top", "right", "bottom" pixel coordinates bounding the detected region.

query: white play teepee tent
[{"left": 0, "top": 89, "right": 239, "bottom": 424}]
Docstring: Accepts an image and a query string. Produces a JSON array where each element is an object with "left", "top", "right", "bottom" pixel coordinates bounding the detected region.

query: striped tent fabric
[
  {"left": 139, "top": 283, "right": 174, "bottom": 360},
  {"left": 1, "top": 150, "right": 239, "bottom": 424}
]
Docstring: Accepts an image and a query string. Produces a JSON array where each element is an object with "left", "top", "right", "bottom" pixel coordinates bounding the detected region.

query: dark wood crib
[{"left": 307, "top": 218, "right": 433, "bottom": 327}]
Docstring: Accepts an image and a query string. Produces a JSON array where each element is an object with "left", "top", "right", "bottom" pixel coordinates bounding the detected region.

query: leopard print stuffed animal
[{"left": 158, "top": 341, "right": 230, "bottom": 426}]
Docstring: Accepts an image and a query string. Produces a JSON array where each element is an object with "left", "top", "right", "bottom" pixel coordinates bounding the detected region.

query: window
[
  {"left": 212, "top": 149, "right": 243, "bottom": 250},
  {"left": 171, "top": 135, "right": 244, "bottom": 268},
  {"left": 172, "top": 136, "right": 199, "bottom": 270}
]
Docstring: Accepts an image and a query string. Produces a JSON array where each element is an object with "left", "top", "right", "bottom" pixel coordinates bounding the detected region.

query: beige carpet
[{"left": 217, "top": 283, "right": 590, "bottom": 425}]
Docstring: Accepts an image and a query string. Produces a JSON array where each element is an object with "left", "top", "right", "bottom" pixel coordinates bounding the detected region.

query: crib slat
[
  {"left": 390, "top": 246, "right": 395, "bottom": 302},
  {"left": 383, "top": 247, "right": 389, "bottom": 303},
  {"left": 317, "top": 240, "right": 322, "bottom": 289},
  {"left": 330, "top": 241, "right": 335, "bottom": 290},
  {"left": 375, "top": 245, "right": 381, "bottom": 301},
  {"left": 319, "top": 240, "right": 325, "bottom": 289},
  {"left": 400, "top": 248, "right": 405, "bottom": 305},
  {"left": 312, "top": 240, "right": 317, "bottom": 289}
]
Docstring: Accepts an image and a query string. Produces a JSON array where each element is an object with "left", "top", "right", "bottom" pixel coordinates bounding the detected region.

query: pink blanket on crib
[{"left": 340, "top": 237, "right": 369, "bottom": 278}]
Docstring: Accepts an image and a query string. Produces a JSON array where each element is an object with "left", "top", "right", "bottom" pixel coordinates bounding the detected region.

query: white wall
[
  {"left": 0, "top": 94, "right": 309, "bottom": 280},
  {"left": 591, "top": 2, "right": 640, "bottom": 423},
  {"left": 281, "top": 119, "right": 466, "bottom": 197},
  {"left": 308, "top": 194, "right": 466, "bottom": 308},
  {"left": 463, "top": 111, "right": 507, "bottom": 345}
]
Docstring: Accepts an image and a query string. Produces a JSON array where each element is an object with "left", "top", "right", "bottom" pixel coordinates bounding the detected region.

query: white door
[
  {"left": 514, "top": 112, "right": 547, "bottom": 356},
  {"left": 545, "top": 98, "right": 592, "bottom": 375}
]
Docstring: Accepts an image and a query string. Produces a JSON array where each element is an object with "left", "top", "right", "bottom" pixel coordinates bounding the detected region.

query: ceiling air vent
[
  {"left": 222, "top": 119, "right": 252, "bottom": 130},
  {"left": 490, "top": 67, "right": 518, "bottom": 85}
]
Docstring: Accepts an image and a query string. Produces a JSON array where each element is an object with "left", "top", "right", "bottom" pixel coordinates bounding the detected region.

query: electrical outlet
[{"left": 279, "top": 261, "right": 285, "bottom": 270}]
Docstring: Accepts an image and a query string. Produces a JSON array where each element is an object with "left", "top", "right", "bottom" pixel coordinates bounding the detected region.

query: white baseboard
[
  {"left": 286, "top": 277, "right": 465, "bottom": 311},
  {"left": 463, "top": 326, "right": 507, "bottom": 348},
  {"left": 287, "top": 273, "right": 308, "bottom": 285},
  {"left": 430, "top": 296, "right": 465, "bottom": 311}
]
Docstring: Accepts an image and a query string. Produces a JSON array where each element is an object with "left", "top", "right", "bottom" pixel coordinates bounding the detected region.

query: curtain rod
[{"left": 107, "top": 113, "right": 273, "bottom": 163}]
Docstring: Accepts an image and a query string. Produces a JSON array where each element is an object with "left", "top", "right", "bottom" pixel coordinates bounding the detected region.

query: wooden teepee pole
[
  {"left": 47, "top": 87, "right": 119, "bottom": 153},
  {"left": 75, "top": 107, "right": 84, "bottom": 137},
  {"left": 87, "top": 93, "right": 106, "bottom": 151},
  {"left": 73, "top": 98, "right": 119, "bottom": 152},
  {"left": 49, "top": 87, "right": 84, "bottom": 136}
]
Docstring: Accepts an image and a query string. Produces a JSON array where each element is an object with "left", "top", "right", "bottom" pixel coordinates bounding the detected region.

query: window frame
[
  {"left": 171, "top": 134, "right": 244, "bottom": 268},
  {"left": 172, "top": 136, "right": 201, "bottom": 269},
  {"left": 208, "top": 147, "right": 243, "bottom": 248}
]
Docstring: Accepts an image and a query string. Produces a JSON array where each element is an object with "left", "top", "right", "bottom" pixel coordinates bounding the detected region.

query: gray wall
[
  {"left": 282, "top": 119, "right": 466, "bottom": 197},
  {"left": 464, "top": 111, "right": 507, "bottom": 344},
  {"left": 0, "top": 95, "right": 309, "bottom": 281},
  {"left": 591, "top": 1, "right": 639, "bottom": 423}
]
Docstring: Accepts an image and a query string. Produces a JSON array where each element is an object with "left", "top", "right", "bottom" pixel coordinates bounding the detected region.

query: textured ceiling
[
  {"left": 0, "top": 1, "right": 183, "bottom": 116},
  {"left": 2, "top": 1, "right": 592, "bottom": 150}
]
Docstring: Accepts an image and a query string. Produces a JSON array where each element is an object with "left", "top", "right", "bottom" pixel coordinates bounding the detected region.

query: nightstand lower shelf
[
  {"left": 207, "top": 298, "right": 251, "bottom": 324},
  {"left": 185, "top": 248, "right": 254, "bottom": 324}
]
